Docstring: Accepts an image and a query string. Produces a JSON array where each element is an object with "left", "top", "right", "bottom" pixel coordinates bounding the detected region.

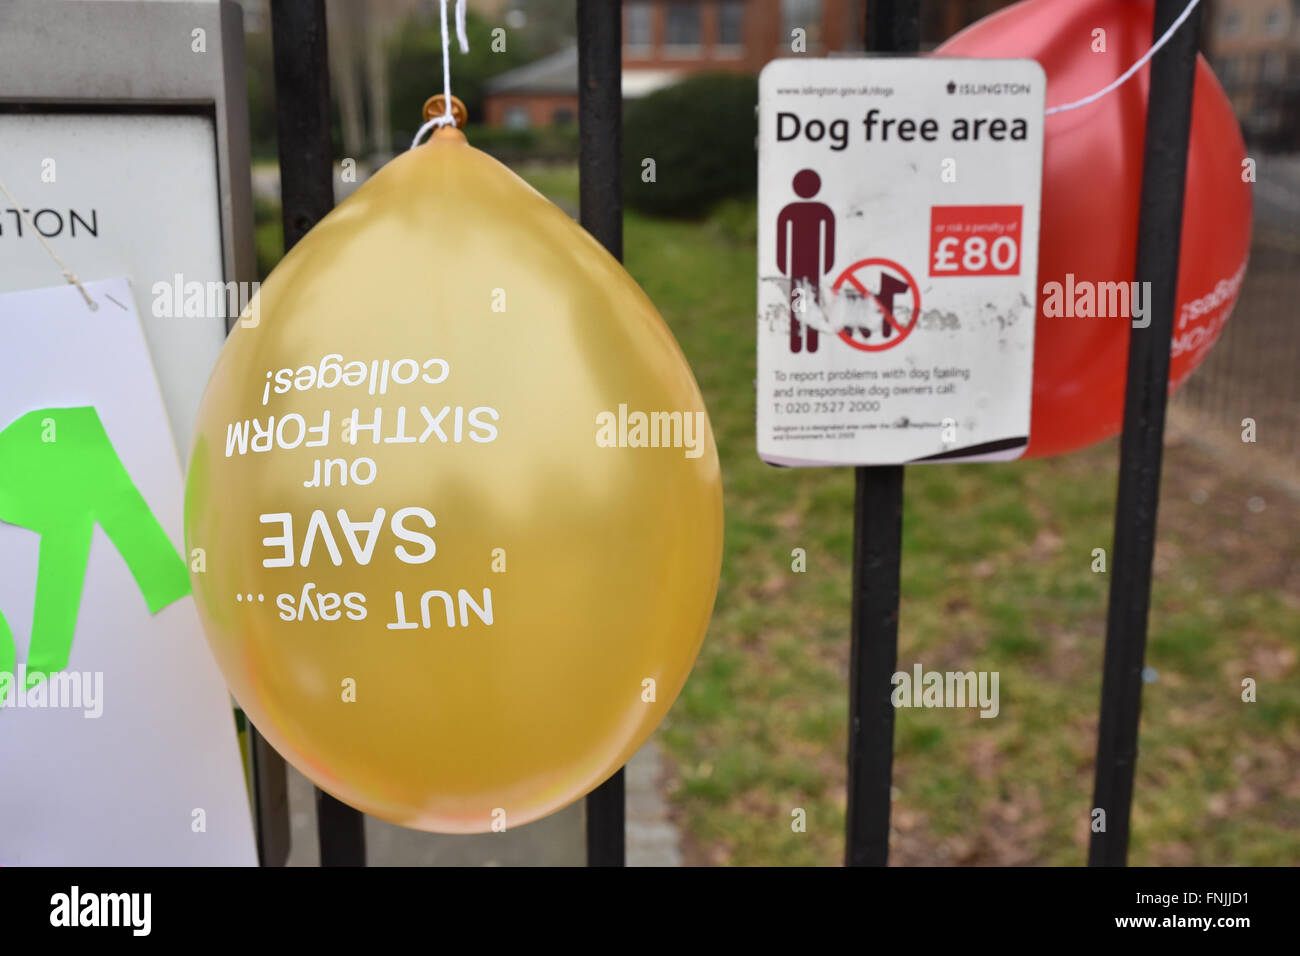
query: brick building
[
  {"left": 484, "top": 46, "right": 582, "bottom": 129},
  {"left": 1207, "top": 0, "right": 1300, "bottom": 147},
  {"left": 485, "top": 0, "right": 868, "bottom": 128},
  {"left": 485, "top": 0, "right": 1292, "bottom": 132}
]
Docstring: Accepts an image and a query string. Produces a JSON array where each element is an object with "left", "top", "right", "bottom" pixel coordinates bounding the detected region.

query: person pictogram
[{"left": 776, "top": 169, "right": 835, "bottom": 353}]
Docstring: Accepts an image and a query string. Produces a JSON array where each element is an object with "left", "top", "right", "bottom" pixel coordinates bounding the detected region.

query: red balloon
[{"left": 936, "top": 0, "right": 1252, "bottom": 458}]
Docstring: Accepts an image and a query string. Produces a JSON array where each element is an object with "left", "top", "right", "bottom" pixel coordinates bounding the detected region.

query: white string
[
  {"left": 0, "top": 175, "right": 97, "bottom": 310},
  {"left": 410, "top": 0, "right": 471, "bottom": 148},
  {"left": 1045, "top": 0, "right": 1200, "bottom": 115}
]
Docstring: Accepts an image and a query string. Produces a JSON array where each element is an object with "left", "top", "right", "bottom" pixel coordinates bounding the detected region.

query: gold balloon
[{"left": 185, "top": 127, "right": 723, "bottom": 833}]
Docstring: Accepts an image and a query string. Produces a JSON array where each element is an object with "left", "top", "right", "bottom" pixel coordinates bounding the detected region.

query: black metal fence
[
  {"left": 1171, "top": 28, "right": 1300, "bottom": 487},
  {"left": 254, "top": 0, "right": 1218, "bottom": 867}
]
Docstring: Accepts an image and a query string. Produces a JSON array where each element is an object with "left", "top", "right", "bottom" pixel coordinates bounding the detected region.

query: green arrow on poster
[{"left": 0, "top": 406, "right": 191, "bottom": 703}]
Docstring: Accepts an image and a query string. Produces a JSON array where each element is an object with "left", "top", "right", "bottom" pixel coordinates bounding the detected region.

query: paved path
[{"left": 285, "top": 738, "right": 680, "bottom": 866}]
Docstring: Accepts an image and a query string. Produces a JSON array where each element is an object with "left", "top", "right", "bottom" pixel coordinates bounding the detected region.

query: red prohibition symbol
[{"left": 831, "top": 258, "right": 922, "bottom": 353}]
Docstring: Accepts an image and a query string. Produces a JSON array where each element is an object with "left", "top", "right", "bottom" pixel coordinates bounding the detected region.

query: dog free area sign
[{"left": 757, "top": 57, "right": 1045, "bottom": 466}]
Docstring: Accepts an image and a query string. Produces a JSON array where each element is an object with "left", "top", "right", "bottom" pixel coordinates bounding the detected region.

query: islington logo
[
  {"left": 595, "top": 404, "right": 707, "bottom": 459},
  {"left": 946, "top": 80, "right": 1033, "bottom": 96},
  {"left": 0, "top": 207, "right": 98, "bottom": 238}
]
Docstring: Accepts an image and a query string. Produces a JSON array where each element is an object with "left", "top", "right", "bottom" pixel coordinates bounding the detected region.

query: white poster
[
  {"left": 757, "top": 58, "right": 1045, "bottom": 465},
  {"left": 0, "top": 278, "right": 256, "bottom": 866}
]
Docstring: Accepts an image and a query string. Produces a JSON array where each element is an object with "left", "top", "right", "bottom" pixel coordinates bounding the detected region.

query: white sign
[
  {"left": 0, "top": 279, "right": 256, "bottom": 866},
  {"left": 757, "top": 58, "right": 1045, "bottom": 465},
  {"left": 0, "top": 112, "right": 230, "bottom": 458}
]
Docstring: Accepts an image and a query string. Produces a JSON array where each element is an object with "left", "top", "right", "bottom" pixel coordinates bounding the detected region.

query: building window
[
  {"left": 552, "top": 107, "right": 575, "bottom": 126},
  {"left": 666, "top": 2, "right": 703, "bottom": 54},
  {"left": 504, "top": 105, "right": 531, "bottom": 130},
  {"left": 1264, "top": 7, "right": 1285, "bottom": 36},
  {"left": 625, "top": 2, "right": 652, "bottom": 53},
  {"left": 718, "top": 0, "right": 745, "bottom": 52},
  {"left": 782, "top": 0, "right": 823, "bottom": 48},
  {"left": 1217, "top": 55, "right": 1240, "bottom": 87},
  {"left": 1263, "top": 50, "right": 1286, "bottom": 82}
]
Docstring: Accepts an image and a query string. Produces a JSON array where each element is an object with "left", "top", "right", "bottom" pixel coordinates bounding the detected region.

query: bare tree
[{"left": 327, "top": 0, "right": 366, "bottom": 157}]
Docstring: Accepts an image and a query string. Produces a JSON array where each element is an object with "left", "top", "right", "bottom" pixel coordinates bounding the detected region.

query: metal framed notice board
[{"left": 0, "top": 0, "right": 286, "bottom": 865}]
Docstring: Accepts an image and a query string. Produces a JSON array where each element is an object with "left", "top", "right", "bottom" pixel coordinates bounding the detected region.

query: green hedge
[
  {"left": 466, "top": 124, "right": 579, "bottom": 163},
  {"left": 623, "top": 73, "right": 758, "bottom": 219}
]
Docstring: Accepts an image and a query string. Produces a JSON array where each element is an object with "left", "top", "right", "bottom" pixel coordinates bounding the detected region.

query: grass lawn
[
  {"left": 524, "top": 164, "right": 1300, "bottom": 866},
  {"left": 256, "top": 161, "right": 1299, "bottom": 865}
]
